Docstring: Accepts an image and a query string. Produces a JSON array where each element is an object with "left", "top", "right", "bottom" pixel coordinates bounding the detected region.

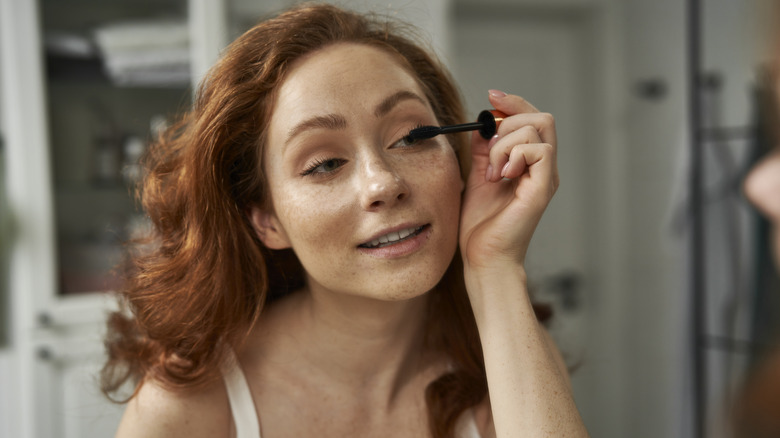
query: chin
[
  {"left": 370, "top": 263, "right": 451, "bottom": 302},
  {"left": 377, "top": 284, "right": 436, "bottom": 302}
]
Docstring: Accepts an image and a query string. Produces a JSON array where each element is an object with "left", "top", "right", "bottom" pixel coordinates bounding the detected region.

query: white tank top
[{"left": 221, "top": 353, "right": 482, "bottom": 438}]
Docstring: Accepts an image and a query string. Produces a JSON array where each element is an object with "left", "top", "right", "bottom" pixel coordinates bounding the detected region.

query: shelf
[
  {"left": 41, "top": 0, "right": 191, "bottom": 88},
  {"left": 40, "top": 0, "right": 186, "bottom": 32},
  {"left": 46, "top": 53, "right": 107, "bottom": 83}
]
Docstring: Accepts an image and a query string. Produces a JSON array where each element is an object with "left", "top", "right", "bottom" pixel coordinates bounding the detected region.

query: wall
[
  {"left": 620, "top": 0, "right": 689, "bottom": 435},
  {"left": 0, "top": 1, "right": 18, "bottom": 436},
  {"left": 0, "top": 0, "right": 7, "bottom": 346}
]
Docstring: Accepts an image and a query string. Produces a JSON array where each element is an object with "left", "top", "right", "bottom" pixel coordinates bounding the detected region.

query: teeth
[{"left": 364, "top": 226, "right": 421, "bottom": 248}]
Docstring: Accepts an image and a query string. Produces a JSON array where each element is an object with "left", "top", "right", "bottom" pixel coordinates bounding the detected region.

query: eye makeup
[
  {"left": 300, "top": 157, "right": 345, "bottom": 176},
  {"left": 403, "top": 109, "right": 506, "bottom": 144}
]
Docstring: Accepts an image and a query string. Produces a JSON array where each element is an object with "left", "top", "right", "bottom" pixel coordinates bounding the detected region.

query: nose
[{"left": 358, "top": 156, "right": 410, "bottom": 210}]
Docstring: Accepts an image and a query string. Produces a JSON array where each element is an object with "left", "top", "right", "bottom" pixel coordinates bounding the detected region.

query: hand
[{"left": 459, "top": 90, "right": 559, "bottom": 272}]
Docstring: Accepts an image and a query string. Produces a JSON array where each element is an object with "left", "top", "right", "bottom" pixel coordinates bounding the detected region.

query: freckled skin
[{"left": 259, "top": 43, "right": 464, "bottom": 301}]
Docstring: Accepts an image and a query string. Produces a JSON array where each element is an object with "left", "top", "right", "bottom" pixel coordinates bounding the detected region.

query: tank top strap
[
  {"left": 221, "top": 349, "right": 262, "bottom": 438},
  {"left": 454, "top": 407, "right": 483, "bottom": 438}
]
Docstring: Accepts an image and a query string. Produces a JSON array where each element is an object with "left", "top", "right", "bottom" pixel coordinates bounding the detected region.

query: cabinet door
[
  {"left": 34, "top": 333, "right": 127, "bottom": 438},
  {"left": 1, "top": 0, "right": 227, "bottom": 436},
  {"left": 40, "top": 0, "right": 192, "bottom": 299}
]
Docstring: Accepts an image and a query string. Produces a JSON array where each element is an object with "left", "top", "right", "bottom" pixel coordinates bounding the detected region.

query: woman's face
[
  {"left": 744, "top": 148, "right": 780, "bottom": 265},
  {"left": 252, "top": 43, "right": 464, "bottom": 301}
]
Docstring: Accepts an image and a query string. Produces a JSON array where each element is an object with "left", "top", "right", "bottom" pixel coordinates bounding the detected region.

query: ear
[{"left": 248, "top": 206, "right": 291, "bottom": 250}]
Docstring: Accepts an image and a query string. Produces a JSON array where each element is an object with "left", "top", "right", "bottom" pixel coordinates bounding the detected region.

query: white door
[{"left": 451, "top": 5, "right": 623, "bottom": 436}]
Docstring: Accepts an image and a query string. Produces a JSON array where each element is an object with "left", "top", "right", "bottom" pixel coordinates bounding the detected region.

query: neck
[{"left": 260, "top": 284, "right": 436, "bottom": 408}]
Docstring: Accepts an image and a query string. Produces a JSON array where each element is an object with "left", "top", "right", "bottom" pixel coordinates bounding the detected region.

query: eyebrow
[
  {"left": 284, "top": 90, "right": 427, "bottom": 145},
  {"left": 373, "top": 90, "right": 427, "bottom": 118},
  {"left": 286, "top": 113, "right": 348, "bottom": 144}
]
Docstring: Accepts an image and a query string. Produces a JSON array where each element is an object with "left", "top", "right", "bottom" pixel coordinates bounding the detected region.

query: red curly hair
[{"left": 101, "top": 4, "right": 550, "bottom": 437}]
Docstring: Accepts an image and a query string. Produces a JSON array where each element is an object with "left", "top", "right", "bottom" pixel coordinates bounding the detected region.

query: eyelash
[
  {"left": 300, "top": 157, "right": 345, "bottom": 176},
  {"left": 299, "top": 124, "right": 427, "bottom": 177},
  {"left": 393, "top": 124, "right": 425, "bottom": 148}
]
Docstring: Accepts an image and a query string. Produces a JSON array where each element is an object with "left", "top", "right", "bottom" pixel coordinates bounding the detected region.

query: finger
[
  {"left": 488, "top": 89, "right": 540, "bottom": 114},
  {"left": 495, "top": 112, "right": 557, "bottom": 150},
  {"left": 503, "top": 143, "right": 559, "bottom": 206},
  {"left": 486, "top": 125, "right": 542, "bottom": 182},
  {"left": 502, "top": 142, "right": 556, "bottom": 184}
]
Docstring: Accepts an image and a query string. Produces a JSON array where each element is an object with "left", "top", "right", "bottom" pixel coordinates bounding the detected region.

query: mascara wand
[{"left": 404, "top": 109, "right": 506, "bottom": 144}]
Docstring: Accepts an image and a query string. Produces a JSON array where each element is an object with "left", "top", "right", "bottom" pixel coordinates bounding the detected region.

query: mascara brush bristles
[{"left": 404, "top": 125, "right": 443, "bottom": 144}]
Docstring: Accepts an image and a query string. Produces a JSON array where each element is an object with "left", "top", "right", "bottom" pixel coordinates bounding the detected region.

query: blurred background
[{"left": 0, "top": 0, "right": 777, "bottom": 437}]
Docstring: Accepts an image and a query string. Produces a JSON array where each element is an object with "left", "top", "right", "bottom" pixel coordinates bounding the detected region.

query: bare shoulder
[{"left": 114, "top": 377, "right": 231, "bottom": 438}]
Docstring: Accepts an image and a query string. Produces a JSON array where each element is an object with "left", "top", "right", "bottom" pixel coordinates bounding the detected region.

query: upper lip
[{"left": 359, "top": 223, "right": 427, "bottom": 247}]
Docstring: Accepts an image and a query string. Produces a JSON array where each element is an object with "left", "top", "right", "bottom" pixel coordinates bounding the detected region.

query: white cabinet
[
  {"left": 0, "top": 1, "right": 226, "bottom": 436},
  {"left": 33, "top": 331, "right": 127, "bottom": 438}
]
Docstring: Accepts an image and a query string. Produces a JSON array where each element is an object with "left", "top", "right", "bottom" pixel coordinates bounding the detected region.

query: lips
[{"left": 359, "top": 225, "right": 427, "bottom": 248}]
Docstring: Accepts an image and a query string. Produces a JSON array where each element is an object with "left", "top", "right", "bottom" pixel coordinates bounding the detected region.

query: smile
[{"left": 359, "top": 225, "right": 426, "bottom": 248}]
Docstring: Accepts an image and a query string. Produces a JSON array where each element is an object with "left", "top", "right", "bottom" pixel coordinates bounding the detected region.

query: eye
[
  {"left": 301, "top": 157, "right": 346, "bottom": 176},
  {"left": 390, "top": 136, "right": 415, "bottom": 149},
  {"left": 390, "top": 124, "right": 426, "bottom": 149}
]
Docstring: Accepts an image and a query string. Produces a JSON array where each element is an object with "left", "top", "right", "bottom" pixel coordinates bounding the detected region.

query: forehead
[{"left": 271, "top": 43, "right": 427, "bottom": 121}]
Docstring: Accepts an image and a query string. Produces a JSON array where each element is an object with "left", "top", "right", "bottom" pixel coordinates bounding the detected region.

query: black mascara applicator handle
[{"left": 404, "top": 109, "right": 507, "bottom": 143}]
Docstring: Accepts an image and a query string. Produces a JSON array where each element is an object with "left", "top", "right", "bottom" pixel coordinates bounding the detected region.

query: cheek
[
  {"left": 415, "top": 149, "right": 463, "bottom": 205},
  {"left": 273, "top": 184, "right": 350, "bottom": 250}
]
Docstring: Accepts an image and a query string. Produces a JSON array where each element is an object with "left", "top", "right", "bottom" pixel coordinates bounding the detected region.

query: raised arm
[{"left": 459, "top": 90, "right": 589, "bottom": 437}]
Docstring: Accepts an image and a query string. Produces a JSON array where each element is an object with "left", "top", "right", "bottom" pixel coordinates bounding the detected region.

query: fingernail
[
  {"left": 488, "top": 134, "right": 499, "bottom": 149},
  {"left": 485, "top": 164, "right": 493, "bottom": 182},
  {"left": 489, "top": 89, "right": 507, "bottom": 98},
  {"left": 500, "top": 162, "right": 510, "bottom": 178}
]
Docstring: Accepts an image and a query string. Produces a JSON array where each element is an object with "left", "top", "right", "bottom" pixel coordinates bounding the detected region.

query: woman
[{"left": 102, "top": 4, "right": 588, "bottom": 437}]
